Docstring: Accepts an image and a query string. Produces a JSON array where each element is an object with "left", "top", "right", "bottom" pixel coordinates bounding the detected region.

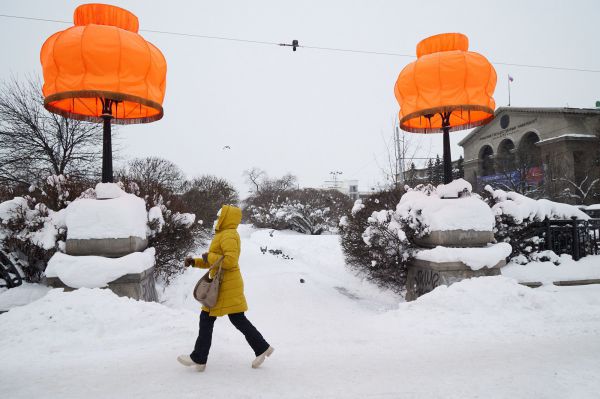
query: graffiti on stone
[{"left": 415, "top": 268, "right": 440, "bottom": 297}]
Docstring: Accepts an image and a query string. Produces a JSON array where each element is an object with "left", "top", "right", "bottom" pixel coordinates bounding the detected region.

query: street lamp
[
  {"left": 394, "top": 33, "right": 497, "bottom": 184},
  {"left": 40, "top": 3, "right": 167, "bottom": 183},
  {"left": 329, "top": 171, "right": 343, "bottom": 189}
]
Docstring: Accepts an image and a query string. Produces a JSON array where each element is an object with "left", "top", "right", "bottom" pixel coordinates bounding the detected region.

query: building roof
[{"left": 458, "top": 106, "right": 600, "bottom": 147}]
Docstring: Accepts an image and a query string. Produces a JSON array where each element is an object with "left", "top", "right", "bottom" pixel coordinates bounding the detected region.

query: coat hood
[{"left": 215, "top": 205, "right": 242, "bottom": 231}]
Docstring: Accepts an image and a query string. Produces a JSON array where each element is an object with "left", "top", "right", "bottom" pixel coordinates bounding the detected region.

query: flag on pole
[{"left": 508, "top": 74, "right": 514, "bottom": 82}]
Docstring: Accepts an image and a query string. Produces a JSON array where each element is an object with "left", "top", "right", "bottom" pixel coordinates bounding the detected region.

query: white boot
[
  {"left": 252, "top": 346, "right": 274, "bottom": 369},
  {"left": 177, "top": 355, "right": 206, "bottom": 372}
]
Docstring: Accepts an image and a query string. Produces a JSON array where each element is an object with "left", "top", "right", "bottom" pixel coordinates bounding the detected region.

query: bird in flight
[{"left": 223, "top": 145, "right": 231, "bottom": 150}]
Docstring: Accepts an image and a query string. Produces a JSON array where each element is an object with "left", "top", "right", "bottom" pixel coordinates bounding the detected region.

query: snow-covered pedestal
[
  {"left": 405, "top": 244, "right": 512, "bottom": 301},
  {"left": 64, "top": 186, "right": 148, "bottom": 258},
  {"left": 402, "top": 180, "right": 512, "bottom": 301},
  {"left": 46, "top": 249, "right": 158, "bottom": 302},
  {"left": 47, "top": 184, "right": 157, "bottom": 302}
]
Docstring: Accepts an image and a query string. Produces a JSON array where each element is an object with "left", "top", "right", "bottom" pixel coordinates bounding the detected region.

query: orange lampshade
[
  {"left": 40, "top": 4, "right": 166, "bottom": 124},
  {"left": 394, "top": 33, "right": 496, "bottom": 133}
]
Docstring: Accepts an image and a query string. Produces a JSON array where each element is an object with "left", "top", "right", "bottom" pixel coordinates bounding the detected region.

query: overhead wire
[{"left": 1, "top": 13, "right": 599, "bottom": 73}]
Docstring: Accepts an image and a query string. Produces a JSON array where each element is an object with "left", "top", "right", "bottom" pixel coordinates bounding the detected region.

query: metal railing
[{"left": 534, "top": 217, "right": 600, "bottom": 261}]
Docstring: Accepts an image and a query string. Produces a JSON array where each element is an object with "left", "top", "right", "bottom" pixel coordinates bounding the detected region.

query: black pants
[{"left": 190, "top": 311, "right": 270, "bottom": 364}]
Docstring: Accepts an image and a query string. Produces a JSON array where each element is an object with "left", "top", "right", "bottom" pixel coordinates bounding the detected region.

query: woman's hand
[{"left": 184, "top": 256, "right": 195, "bottom": 267}]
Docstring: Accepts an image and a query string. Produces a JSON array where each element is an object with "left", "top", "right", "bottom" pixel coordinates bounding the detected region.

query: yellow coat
[{"left": 193, "top": 205, "right": 248, "bottom": 317}]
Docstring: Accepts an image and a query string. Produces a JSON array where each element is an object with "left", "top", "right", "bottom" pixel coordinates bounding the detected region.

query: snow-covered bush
[
  {"left": 483, "top": 185, "right": 589, "bottom": 263},
  {"left": 147, "top": 202, "right": 201, "bottom": 284},
  {"left": 0, "top": 196, "right": 66, "bottom": 282},
  {"left": 339, "top": 187, "right": 411, "bottom": 293},
  {"left": 246, "top": 188, "right": 352, "bottom": 235}
]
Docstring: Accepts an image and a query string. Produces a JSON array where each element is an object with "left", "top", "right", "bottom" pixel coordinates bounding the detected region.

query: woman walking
[{"left": 178, "top": 205, "right": 274, "bottom": 372}]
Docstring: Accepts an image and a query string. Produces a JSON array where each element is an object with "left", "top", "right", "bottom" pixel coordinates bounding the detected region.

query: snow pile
[
  {"left": 486, "top": 186, "right": 589, "bottom": 222},
  {"left": 0, "top": 287, "right": 191, "bottom": 351},
  {"left": 415, "top": 242, "right": 512, "bottom": 270},
  {"left": 401, "top": 276, "right": 557, "bottom": 316},
  {"left": 45, "top": 248, "right": 156, "bottom": 288},
  {"left": 65, "top": 194, "right": 148, "bottom": 239},
  {"left": 0, "top": 283, "right": 51, "bottom": 311},
  {"left": 435, "top": 179, "right": 472, "bottom": 198},
  {"left": 95, "top": 182, "right": 125, "bottom": 199},
  {"left": 503, "top": 254, "right": 600, "bottom": 285},
  {"left": 397, "top": 181, "right": 495, "bottom": 232}
]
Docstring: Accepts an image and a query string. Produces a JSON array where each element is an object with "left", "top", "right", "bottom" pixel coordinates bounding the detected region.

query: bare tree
[
  {"left": 0, "top": 76, "right": 104, "bottom": 188},
  {"left": 243, "top": 167, "right": 267, "bottom": 194},
  {"left": 121, "top": 157, "right": 185, "bottom": 197},
  {"left": 181, "top": 175, "right": 239, "bottom": 227},
  {"left": 243, "top": 168, "right": 297, "bottom": 195},
  {"left": 557, "top": 174, "right": 600, "bottom": 204},
  {"left": 378, "top": 117, "right": 424, "bottom": 188},
  {"left": 242, "top": 170, "right": 298, "bottom": 222}
]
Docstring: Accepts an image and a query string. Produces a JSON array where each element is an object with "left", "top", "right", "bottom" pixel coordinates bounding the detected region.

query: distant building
[
  {"left": 322, "top": 179, "right": 361, "bottom": 201},
  {"left": 458, "top": 107, "right": 600, "bottom": 204}
]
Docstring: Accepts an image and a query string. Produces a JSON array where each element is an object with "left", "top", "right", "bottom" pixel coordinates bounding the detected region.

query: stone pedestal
[
  {"left": 414, "top": 230, "right": 495, "bottom": 248},
  {"left": 405, "top": 258, "right": 505, "bottom": 301},
  {"left": 65, "top": 236, "right": 148, "bottom": 258},
  {"left": 46, "top": 266, "right": 158, "bottom": 302}
]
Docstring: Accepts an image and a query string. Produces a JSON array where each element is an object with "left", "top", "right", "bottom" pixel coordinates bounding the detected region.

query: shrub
[
  {"left": 0, "top": 196, "right": 66, "bottom": 282},
  {"left": 147, "top": 202, "right": 203, "bottom": 284},
  {"left": 339, "top": 187, "right": 413, "bottom": 293},
  {"left": 481, "top": 184, "right": 588, "bottom": 264},
  {"left": 246, "top": 188, "right": 352, "bottom": 235},
  {"left": 181, "top": 175, "right": 239, "bottom": 229}
]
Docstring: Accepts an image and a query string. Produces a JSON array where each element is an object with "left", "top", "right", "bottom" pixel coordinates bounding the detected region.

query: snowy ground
[
  {"left": 503, "top": 254, "right": 600, "bottom": 285},
  {"left": 2, "top": 225, "right": 600, "bottom": 398}
]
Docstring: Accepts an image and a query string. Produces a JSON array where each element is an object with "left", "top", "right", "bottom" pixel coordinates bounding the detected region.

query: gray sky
[{"left": 1, "top": 0, "right": 599, "bottom": 196}]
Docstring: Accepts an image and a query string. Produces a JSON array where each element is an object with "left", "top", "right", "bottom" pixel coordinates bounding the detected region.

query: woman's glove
[
  {"left": 202, "top": 252, "right": 209, "bottom": 263},
  {"left": 184, "top": 256, "right": 195, "bottom": 267}
]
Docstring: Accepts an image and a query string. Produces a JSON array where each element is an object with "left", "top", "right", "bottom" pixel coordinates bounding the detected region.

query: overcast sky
[{"left": 1, "top": 0, "right": 599, "bottom": 196}]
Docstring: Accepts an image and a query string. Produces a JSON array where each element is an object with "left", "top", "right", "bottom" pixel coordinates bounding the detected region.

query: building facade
[{"left": 459, "top": 107, "right": 600, "bottom": 204}]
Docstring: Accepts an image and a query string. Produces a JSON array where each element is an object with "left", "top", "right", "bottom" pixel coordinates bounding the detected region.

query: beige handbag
[{"left": 193, "top": 256, "right": 225, "bottom": 308}]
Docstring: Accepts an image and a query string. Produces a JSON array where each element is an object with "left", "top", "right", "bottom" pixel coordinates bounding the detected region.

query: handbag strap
[{"left": 208, "top": 256, "right": 225, "bottom": 274}]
